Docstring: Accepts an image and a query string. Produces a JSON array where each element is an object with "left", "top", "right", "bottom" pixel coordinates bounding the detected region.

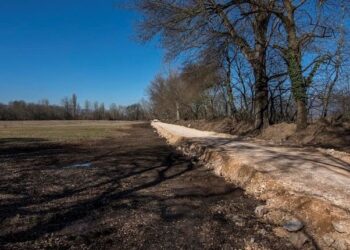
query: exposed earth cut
[{"left": 152, "top": 121, "right": 350, "bottom": 250}]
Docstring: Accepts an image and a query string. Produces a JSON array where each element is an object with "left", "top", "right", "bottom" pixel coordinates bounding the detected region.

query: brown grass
[{"left": 0, "top": 120, "right": 142, "bottom": 142}]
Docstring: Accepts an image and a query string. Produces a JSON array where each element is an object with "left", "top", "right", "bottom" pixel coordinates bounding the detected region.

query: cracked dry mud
[{"left": 0, "top": 122, "right": 294, "bottom": 249}]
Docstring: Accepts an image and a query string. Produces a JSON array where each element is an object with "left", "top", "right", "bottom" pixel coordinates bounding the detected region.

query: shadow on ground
[{"left": 0, "top": 123, "right": 293, "bottom": 249}]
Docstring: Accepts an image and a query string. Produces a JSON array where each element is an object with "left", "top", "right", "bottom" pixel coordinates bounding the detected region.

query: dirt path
[
  {"left": 0, "top": 122, "right": 293, "bottom": 249},
  {"left": 152, "top": 121, "right": 350, "bottom": 210},
  {"left": 153, "top": 121, "right": 350, "bottom": 249}
]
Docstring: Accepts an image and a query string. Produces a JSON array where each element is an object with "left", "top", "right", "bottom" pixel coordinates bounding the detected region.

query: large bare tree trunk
[
  {"left": 253, "top": 67, "right": 269, "bottom": 129},
  {"left": 287, "top": 51, "right": 308, "bottom": 130},
  {"left": 208, "top": 0, "right": 270, "bottom": 129},
  {"left": 251, "top": 4, "right": 270, "bottom": 130},
  {"left": 252, "top": 10, "right": 269, "bottom": 130},
  {"left": 284, "top": 1, "right": 308, "bottom": 130},
  {"left": 296, "top": 99, "right": 308, "bottom": 130},
  {"left": 224, "top": 55, "right": 236, "bottom": 117}
]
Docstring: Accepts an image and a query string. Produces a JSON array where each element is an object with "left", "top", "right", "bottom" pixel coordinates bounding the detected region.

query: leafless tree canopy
[{"left": 131, "top": 0, "right": 349, "bottom": 128}]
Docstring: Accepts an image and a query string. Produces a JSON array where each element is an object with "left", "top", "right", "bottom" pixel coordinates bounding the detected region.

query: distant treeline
[{"left": 0, "top": 94, "right": 150, "bottom": 121}]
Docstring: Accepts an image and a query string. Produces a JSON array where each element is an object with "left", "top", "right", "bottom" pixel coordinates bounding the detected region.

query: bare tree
[
  {"left": 132, "top": 0, "right": 277, "bottom": 129},
  {"left": 62, "top": 97, "right": 72, "bottom": 119},
  {"left": 254, "top": 0, "right": 346, "bottom": 129},
  {"left": 72, "top": 93, "right": 78, "bottom": 119},
  {"left": 126, "top": 0, "right": 350, "bottom": 128},
  {"left": 321, "top": 5, "right": 347, "bottom": 118}
]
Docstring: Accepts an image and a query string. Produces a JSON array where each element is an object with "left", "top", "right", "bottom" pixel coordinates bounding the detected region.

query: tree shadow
[
  {"left": 0, "top": 127, "right": 292, "bottom": 249},
  {"left": 0, "top": 136, "right": 197, "bottom": 245},
  {"left": 0, "top": 138, "right": 82, "bottom": 159}
]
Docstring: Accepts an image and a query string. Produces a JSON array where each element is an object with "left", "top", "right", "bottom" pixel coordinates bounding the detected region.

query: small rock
[
  {"left": 322, "top": 234, "right": 335, "bottom": 247},
  {"left": 235, "top": 221, "right": 246, "bottom": 227},
  {"left": 333, "top": 239, "right": 348, "bottom": 250},
  {"left": 227, "top": 214, "right": 246, "bottom": 227},
  {"left": 273, "top": 227, "right": 309, "bottom": 249},
  {"left": 332, "top": 220, "right": 350, "bottom": 234},
  {"left": 289, "top": 232, "right": 309, "bottom": 249},
  {"left": 258, "top": 228, "right": 267, "bottom": 236},
  {"left": 283, "top": 218, "right": 304, "bottom": 232},
  {"left": 254, "top": 205, "right": 268, "bottom": 218},
  {"left": 274, "top": 227, "right": 289, "bottom": 238}
]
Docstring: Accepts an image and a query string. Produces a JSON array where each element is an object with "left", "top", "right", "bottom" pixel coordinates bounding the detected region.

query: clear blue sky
[{"left": 0, "top": 0, "right": 165, "bottom": 106}]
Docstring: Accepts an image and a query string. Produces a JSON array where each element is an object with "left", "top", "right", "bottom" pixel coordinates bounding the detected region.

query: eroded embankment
[{"left": 152, "top": 121, "right": 350, "bottom": 250}]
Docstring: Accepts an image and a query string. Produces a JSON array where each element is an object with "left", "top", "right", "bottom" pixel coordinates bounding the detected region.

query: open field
[
  {"left": 0, "top": 121, "right": 294, "bottom": 249},
  {"left": 0, "top": 121, "right": 141, "bottom": 142}
]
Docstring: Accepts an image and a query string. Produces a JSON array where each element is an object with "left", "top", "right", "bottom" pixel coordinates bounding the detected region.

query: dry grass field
[{"left": 0, "top": 120, "right": 140, "bottom": 142}]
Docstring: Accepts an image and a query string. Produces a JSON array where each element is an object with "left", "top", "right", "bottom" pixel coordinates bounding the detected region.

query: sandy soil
[{"left": 0, "top": 122, "right": 292, "bottom": 249}]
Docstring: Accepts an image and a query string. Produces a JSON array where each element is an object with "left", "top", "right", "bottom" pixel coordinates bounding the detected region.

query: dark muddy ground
[{"left": 0, "top": 122, "right": 294, "bottom": 249}]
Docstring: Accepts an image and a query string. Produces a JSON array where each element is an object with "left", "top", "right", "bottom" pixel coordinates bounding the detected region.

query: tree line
[
  {"left": 131, "top": 0, "right": 350, "bottom": 130},
  {"left": 0, "top": 94, "right": 150, "bottom": 121}
]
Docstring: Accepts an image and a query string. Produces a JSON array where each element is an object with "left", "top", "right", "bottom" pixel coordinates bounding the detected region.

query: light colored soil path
[{"left": 152, "top": 121, "right": 350, "bottom": 249}]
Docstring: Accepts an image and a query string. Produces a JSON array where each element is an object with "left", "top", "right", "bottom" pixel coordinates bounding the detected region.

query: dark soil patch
[{"left": 0, "top": 122, "right": 293, "bottom": 249}]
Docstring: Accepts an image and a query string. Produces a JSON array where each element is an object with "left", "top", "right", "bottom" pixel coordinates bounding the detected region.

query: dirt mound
[
  {"left": 175, "top": 118, "right": 254, "bottom": 136},
  {"left": 260, "top": 123, "right": 297, "bottom": 142},
  {"left": 175, "top": 118, "right": 233, "bottom": 133},
  {"left": 260, "top": 121, "right": 350, "bottom": 152},
  {"left": 174, "top": 119, "right": 350, "bottom": 153},
  {"left": 290, "top": 121, "right": 350, "bottom": 149}
]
